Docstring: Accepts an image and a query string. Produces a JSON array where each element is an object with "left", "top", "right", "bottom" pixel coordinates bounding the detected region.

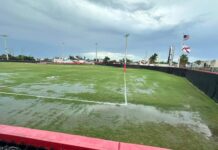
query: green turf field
[{"left": 0, "top": 62, "right": 218, "bottom": 150}]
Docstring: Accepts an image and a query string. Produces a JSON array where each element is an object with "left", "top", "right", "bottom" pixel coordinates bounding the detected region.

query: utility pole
[
  {"left": 0, "top": 34, "right": 8, "bottom": 60},
  {"left": 95, "top": 43, "right": 98, "bottom": 63},
  {"left": 124, "top": 33, "right": 129, "bottom": 105}
]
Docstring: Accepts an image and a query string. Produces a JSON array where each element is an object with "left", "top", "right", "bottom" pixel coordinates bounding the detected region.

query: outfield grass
[{"left": 0, "top": 62, "right": 218, "bottom": 150}]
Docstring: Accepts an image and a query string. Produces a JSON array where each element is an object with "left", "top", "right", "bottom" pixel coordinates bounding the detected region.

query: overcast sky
[{"left": 0, "top": 0, "right": 217, "bottom": 61}]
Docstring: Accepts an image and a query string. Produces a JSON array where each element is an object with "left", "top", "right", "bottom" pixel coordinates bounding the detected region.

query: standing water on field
[{"left": 0, "top": 96, "right": 212, "bottom": 139}]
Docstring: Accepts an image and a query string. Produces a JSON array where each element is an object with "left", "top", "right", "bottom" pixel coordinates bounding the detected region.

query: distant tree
[
  {"left": 149, "top": 53, "right": 158, "bottom": 64},
  {"left": 8, "top": 54, "right": 13, "bottom": 59},
  {"left": 109, "top": 60, "right": 117, "bottom": 64},
  {"left": 69, "top": 56, "right": 76, "bottom": 60},
  {"left": 43, "top": 58, "right": 51, "bottom": 62},
  {"left": 179, "top": 54, "right": 188, "bottom": 68},
  {"left": 0, "top": 54, "right": 36, "bottom": 62},
  {"left": 119, "top": 58, "right": 133, "bottom": 64},
  {"left": 159, "top": 61, "right": 168, "bottom": 64},
  {"left": 75, "top": 56, "right": 83, "bottom": 60},
  {"left": 127, "top": 59, "right": 133, "bottom": 63},
  {"left": 173, "top": 61, "right": 178, "bottom": 65},
  {"left": 0, "top": 54, "right": 7, "bottom": 60},
  {"left": 103, "top": 56, "right": 110, "bottom": 64},
  {"left": 195, "top": 60, "right": 202, "bottom": 65},
  {"left": 24, "top": 56, "right": 35, "bottom": 61},
  {"left": 18, "top": 55, "right": 24, "bottom": 61}
]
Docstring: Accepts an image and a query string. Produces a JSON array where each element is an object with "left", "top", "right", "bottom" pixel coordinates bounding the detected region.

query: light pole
[
  {"left": 124, "top": 33, "right": 129, "bottom": 105},
  {"left": 0, "top": 34, "right": 8, "bottom": 60},
  {"left": 95, "top": 43, "right": 98, "bottom": 63},
  {"left": 61, "top": 42, "right": 65, "bottom": 59}
]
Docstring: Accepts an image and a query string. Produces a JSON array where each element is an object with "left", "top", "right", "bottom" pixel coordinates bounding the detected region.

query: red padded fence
[{"left": 0, "top": 124, "right": 169, "bottom": 150}]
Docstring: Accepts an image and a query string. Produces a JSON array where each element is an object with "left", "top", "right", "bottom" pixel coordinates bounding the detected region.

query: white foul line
[
  {"left": 0, "top": 91, "right": 123, "bottom": 106},
  {"left": 124, "top": 71, "right": 127, "bottom": 105}
]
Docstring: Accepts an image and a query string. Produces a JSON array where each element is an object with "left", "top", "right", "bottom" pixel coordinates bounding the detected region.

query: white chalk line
[{"left": 0, "top": 91, "right": 124, "bottom": 106}]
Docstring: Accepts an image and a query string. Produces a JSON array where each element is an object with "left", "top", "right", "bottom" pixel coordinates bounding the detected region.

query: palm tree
[
  {"left": 179, "top": 54, "right": 188, "bottom": 68},
  {"left": 103, "top": 56, "right": 110, "bottom": 64},
  {"left": 149, "top": 53, "right": 158, "bottom": 64},
  {"left": 195, "top": 60, "right": 202, "bottom": 65}
]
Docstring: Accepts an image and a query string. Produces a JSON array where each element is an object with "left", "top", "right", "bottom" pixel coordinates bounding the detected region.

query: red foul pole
[{"left": 124, "top": 63, "right": 126, "bottom": 72}]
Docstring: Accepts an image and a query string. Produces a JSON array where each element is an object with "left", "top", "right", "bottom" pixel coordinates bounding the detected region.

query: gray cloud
[
  {"left": 0, "top": 0, "right": 217, "bottom": 60},
  {"left": 87, "top": 0, "right": 154, "bottom": 12}
]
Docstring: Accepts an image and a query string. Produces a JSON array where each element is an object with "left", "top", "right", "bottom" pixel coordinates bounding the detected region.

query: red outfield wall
[{"left": 0, "top": 125, "right": 169, "bottom": 150}]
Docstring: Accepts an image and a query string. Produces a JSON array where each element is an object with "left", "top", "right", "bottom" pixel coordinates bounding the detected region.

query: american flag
[
  {"left": 182, "top": 45, "right": 191, "bottom": 53},
  {"left": 183, "top": 34, "right": 190, "bottom": 40}
]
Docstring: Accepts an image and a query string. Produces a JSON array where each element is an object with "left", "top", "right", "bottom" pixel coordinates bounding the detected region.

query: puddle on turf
[
  {"left": 84, "top": 103, "right": 212, "bottom": 138},
  {"left": 135, "top": 78, "right": 146, "bottom": 83},
  {"left": 46, "top": 76, "right": 59, "bottom": 80},
  {"left": 0, "top": 97, "right": 212, "bottom": 138},
  {"left": 12, "top": 83, "right": 95, "bottom": 97},
  {"left": 135, "top": 88, "right": 154, "bottom": 95},
  {"left": 105, "top": 86, "right": 131, "bottom": 96},
  {"left": 0, "top": 73, "right": 16, "bottom": 83},
  {"left": 134, "top": 82, "right": 159, "bottom": 95},
  {"left": 97, "top": 75, "right": 158, "bottom": 96}
]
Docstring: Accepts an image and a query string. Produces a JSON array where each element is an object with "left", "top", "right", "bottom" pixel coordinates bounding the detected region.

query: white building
[
  {"left": 53, "top": 57, "right": 64, "bottom": 63},
  {"left": 199, "top": 60, "right": 218, "bottom": 68},
  {"left": 191, "top": 59, "right": 218, "bottom": 69},
  {"left": 53, "top": 57, "right": 87, "bottom": 64},
  {"left": 210, "top": 60, "right": 218, "bottom": 67}
]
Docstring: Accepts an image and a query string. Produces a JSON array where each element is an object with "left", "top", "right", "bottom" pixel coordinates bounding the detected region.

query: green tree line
[{"left": 0, "top": 54, "right": 36, "bottom": 62}]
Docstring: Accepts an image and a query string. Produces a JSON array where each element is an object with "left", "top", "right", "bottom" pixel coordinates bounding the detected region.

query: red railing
[{"left": 0, "top": 125, "right": 169, "bottom": 150}]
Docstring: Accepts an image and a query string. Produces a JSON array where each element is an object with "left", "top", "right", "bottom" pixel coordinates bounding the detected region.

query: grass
[{"left": 0, "top": 62, "right": 218, "bottom": 150}]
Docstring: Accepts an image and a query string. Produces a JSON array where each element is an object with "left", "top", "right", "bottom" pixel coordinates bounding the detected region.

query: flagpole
[
  {"left": 124, "top": 34, "right": 129, "bottom": 105},
  {"left": 95, "top": 43, "right": 98, "bottom": 63},
  {"left": 180, "top": 34, "right": 191, "bottom": 67},
  {"left": 179, "top": 33, "right": 184, "bottom": 67}
]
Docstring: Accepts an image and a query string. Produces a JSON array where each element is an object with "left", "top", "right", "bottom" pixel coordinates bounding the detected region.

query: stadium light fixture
[{"left": 0, "top": 34, "right": 9, "bottom": 60}]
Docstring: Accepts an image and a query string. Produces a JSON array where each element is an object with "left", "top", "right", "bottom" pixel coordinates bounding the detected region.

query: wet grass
[{"left": 0, "top": 62, "right": 218, "bottom": 150}]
